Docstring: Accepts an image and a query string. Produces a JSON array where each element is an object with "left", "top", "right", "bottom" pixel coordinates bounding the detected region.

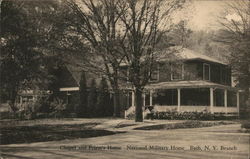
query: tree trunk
[
  {"left": 113, "top": 88, "right": 120, "bottom": 117},
  {"left": 135, "top": 87, "right": 143, "bottom": 122}
]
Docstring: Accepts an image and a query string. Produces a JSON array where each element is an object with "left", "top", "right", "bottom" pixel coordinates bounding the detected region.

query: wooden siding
[
  {"left": 118, "top": 59, "right": 232, "bottom": 87},
  {"left": 152, "top": 60, "right": 231, "bottom": 86}
]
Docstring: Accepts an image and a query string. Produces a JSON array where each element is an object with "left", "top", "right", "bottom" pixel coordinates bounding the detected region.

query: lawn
[
  {"left": 0, "top": 118, "right": 243, "bottom": 145},
  {"left": 0, "top": 120, "right": 123, "bottom": 145}
]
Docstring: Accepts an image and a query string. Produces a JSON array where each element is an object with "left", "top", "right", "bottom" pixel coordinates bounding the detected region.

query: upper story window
[
  {"left": 149, "top": 64, "right": 159, "bottom": 82},
  {"left": 203, "top": 63, "right": 210, "bottom": 81},
  {"left": 118, "top": 66, "right": 129, "bottom": 82},
  {"left": 171, "top": 63, "right": 184, "bottom": 80},
  {"left": 221, "top": 66, "right": 231, "bottom": 85}
]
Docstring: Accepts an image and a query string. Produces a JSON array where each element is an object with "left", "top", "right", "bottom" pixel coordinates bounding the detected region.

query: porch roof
[{"left": 145, "top": 80, "right": 238, "bottom": 90}]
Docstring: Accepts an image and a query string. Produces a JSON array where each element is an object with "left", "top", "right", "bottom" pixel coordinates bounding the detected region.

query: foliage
[
  {"left": 67, "top": 0, "right": 127, "bottom": 117},
  {"left": 49, "top": 97, "right": 67, "bottom": 118},
  {"left": 126, "top": 112, "right": 136, "bottom": 120},
  {"left": 169, "top": 20, "right": 192, "bottom": 47},
  {"left": 1, "top": 0, "right": 45, "bottom": 110},
  {"left": 118, "top": 0, "right": 185, "bottom": 122},
  {"left": 0, "top": 0, "right": 75, "bottom": 111},
  {"left": 216, "top": 1, "right": 250, "bottom": 101},
  {"left": 67, "top": 0, "right": 186, "bottom": 121},
  {"left": 145, "top": 110, "right": 237, "bottom": 120}
]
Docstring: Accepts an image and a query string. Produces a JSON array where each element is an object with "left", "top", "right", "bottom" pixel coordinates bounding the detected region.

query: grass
[
  {"left": 134, "top": 120, "right": 235, "bottom": 130},
  {"left": 0, "top": 123, "right": 124, "bottom": 145}
]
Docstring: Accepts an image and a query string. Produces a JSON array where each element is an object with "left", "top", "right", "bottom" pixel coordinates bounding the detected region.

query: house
[
  {"left": 15, "top": 48, "right": 240, "bottom": 118},
  {"left": 122, "top": 48, "right": 240, "bottom": 118}
]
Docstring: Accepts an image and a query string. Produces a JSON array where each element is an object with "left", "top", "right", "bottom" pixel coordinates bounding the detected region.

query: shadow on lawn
[
  {"left": 0, "top": 123, "right": 125, "bottom": 145},
  {"left": 1, "top": 146, "right": 90, "bottom": 159}
]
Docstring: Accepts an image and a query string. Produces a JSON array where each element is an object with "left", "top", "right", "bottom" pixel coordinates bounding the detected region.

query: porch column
[
  {"left": 210, "top": 88, "right": 214, "bottom": 114},
  {"left": 224, "top": 89, "right": 228, "bottom": 114},
  {"left": 142, "top": 92, "right": 146, "bottom": 106},
  {"left": 236, "top": 91, "right": 240, "bottom": 116},
  {"left": 177, "top": 88, "right": 181, "bottom": 112},
  {"left": 131, "top": 90, "right": 135, "bottom": 107},
  {"left": 150, "top": 90, "right": 153, "bottom": 106}
]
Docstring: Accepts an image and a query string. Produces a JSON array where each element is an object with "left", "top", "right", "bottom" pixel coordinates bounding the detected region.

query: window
[
  {"left": 153, "top": 89, "right": 177, "bottom": 105},
  {"left": 171, "top": 63, "right": 184, "bottom": 80},
  {"left": 149, "top": 64, "right": 159, "bottom": 82},
  {"left": 203, "top": 63, "right": 210, "bottom": 81},
  {"left": 119, "top": 66, "right": 129, "bottom": 82}
]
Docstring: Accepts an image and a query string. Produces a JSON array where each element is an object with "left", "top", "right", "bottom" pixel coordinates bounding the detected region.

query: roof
[
  {"left": 57, "top": 65, "right": 80, "bottom": 88},
  {"left": 119, "top": 47, "right": 227, "bottom": 66},
  {"left": 156, "top": 47, "right": 227, "bottom": 65},
  {"left": 59, "top": 64, "right": 111, "bottom": 89},
  {"left": 145, "top": 80, "right": 237, "bottom": 90}
]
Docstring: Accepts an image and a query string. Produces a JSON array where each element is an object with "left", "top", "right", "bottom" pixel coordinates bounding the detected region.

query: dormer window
[
  {"left": 203, "top": 63, "right": 210, "bottom": 81},
  {"left": 171, "top": 63, "right": 184, "bottom": 80}
]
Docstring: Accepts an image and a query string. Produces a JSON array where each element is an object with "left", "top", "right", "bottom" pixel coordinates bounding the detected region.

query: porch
[{"left": 124, "top": 81, "right": 240, "bottom": 118}]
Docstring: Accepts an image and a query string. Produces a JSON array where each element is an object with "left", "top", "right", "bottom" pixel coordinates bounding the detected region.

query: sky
[{"left": 179, "top": 0, "right": 230, "bottom": 31}]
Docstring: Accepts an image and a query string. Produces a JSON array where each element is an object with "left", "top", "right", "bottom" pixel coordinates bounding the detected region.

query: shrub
[
  {"left": 49, "top": 97, "right": 67, "bottom": 118},
  {"left": 126, "top": 111, "right": 135, "bottom": 120},
  {"left": 241, "top": 121, "right": 250, "bottom": 129},
  {"left": 146, "top": 110, "right": 235, "bottom": 120},
  {"left": 134, "top": 120, "right": 233, "bottom": 130}
]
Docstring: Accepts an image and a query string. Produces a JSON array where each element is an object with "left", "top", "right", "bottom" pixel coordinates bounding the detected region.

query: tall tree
[
  {"left": 67, "top": 0, "right": 129, "bottom": 117},
  {"left": 68, "top": 0, "right": 185, "bottom": 121},
  {"left": 118, "top": 0, "right": 185, "bottom": 122},
  {"left": 0, "top": 0, "right": 53, "bottom": 110},
  {"left": 0, "top": 0, "right": 81, "bottom": 111},
  {"left": 217, "top": 0, "right": 250, "bottom": 103}
]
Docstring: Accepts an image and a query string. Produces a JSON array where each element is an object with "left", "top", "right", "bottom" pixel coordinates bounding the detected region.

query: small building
[{"left": 122, "top": 48, "right": 240, "bottom": 117}]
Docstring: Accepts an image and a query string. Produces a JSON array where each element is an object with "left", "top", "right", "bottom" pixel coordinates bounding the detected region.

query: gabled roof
[
  {"left": 57, "top": 65, "right": 79, "bottom": 88},
  {"left": 59, "top": 64, "right": 111, "bottom": 89}
]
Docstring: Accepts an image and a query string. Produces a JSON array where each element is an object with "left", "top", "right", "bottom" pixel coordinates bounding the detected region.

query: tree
[
  {"left": 118, "top": 0, "right": 185, "bottom": 122},
  {"left": 0, "top": 0, "right": 51, "bottom": 111},
  {"left": 66, "top": 0, "right": 131, "bottom": 117},
  {"left": 67, "top": 0, "right": 185, "bottom": 121},
  {"left": 169, "top": 20, "right": 192, "bottom": 47},
  {"left": 217, "top": 1, "right": 250, "bottom": 103},
  {"left": 0, "top": 0, "right": 84, "bottom": 112},
  {"left": 78, "top": 71, "right": 88, "bottom": 117}
]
